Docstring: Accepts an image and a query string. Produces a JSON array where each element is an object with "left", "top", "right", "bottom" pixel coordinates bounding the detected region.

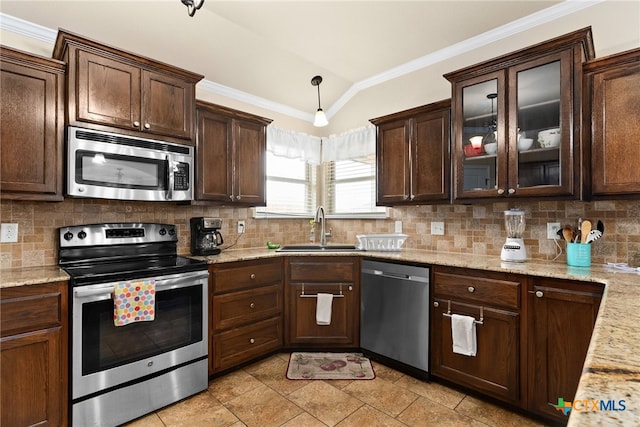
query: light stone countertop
[{"left": 2, "top": 248, "right": 638, "bottom": 425}]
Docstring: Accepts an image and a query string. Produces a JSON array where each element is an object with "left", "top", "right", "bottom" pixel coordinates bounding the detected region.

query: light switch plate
[
  {"left": 1, "top": 223, "right": 18, "bottom": 243},
  {"left": 237, "top": 220, "right": 245, "bottom": 234},
  {"left": 394, "top": 221, "right": 403, "bottom": 233},
  {"left": 431, "top": 221, "right": 445, "bottom": 236}
]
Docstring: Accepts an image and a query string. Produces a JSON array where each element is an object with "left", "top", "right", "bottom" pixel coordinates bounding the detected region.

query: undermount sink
[{"left": 276, "top": 244, "right": 361, "bottom": 252}]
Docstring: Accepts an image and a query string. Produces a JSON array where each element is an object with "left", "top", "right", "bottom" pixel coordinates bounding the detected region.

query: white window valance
[{"left": 266, "top": 125, "right": 376, "bottom": 164}]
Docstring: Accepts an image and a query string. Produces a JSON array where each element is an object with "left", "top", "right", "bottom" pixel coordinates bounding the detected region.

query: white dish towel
[
  {"left": 451, "top": 313, "right": 477, "bottom": 356},
  {"left": 316, "top": 293, "right": 333, "bottom": 325}
]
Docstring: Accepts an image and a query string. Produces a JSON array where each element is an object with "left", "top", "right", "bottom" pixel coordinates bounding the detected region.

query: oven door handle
[
  {"left": 73, "top": 274, "right": 208, "bottom": 299},
  {"left": 166, "top": 155, "right": 174, "bottom": 200}
]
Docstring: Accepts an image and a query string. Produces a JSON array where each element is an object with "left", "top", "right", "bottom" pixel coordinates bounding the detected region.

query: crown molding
[{"left": 1, "top": 0, "right": 604, "bottom": 124}]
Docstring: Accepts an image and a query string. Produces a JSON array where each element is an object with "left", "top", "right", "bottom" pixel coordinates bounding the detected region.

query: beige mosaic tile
[{"left": 288, "top": 381, "right": 364, "bottom": 426}]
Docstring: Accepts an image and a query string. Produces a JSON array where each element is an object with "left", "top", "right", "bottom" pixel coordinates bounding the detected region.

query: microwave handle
[{"left": 166, "top": 155, "right": 174, "bottom": 200}]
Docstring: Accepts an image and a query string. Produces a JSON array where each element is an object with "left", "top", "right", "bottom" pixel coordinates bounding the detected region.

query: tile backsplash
[{"left": 1, "top": 199, "right": 639, "bottom": 269}]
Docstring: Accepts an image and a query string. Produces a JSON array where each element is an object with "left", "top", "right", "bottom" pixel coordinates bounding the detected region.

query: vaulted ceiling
[{"left": 0, "top": 0, "right": 611, "bottom": 126}]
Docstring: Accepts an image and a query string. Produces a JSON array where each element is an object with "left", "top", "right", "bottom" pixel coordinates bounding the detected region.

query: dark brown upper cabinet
[
  {"left": 370, "top": 99, "right": 451, "bottom": 205},
  {"left": 195, "top": 101, "right": 272, "bottom": 205},
  {"left": 52, "top": 29, "right": 203, "bottom": 145},
  {"left": 1, "top": 46, "right": 65, "bottom": 201},
  {"left": 583, "top": 48, "right": 640, "bottom": 199},
  {"left": 445, "top": 28, "right": 595, "bottom": 203}
]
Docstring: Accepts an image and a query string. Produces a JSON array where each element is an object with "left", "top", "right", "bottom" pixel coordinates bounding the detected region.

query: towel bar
[
  {"left": 299, "top": 283, "right": 351, "bottom": 298},
  {"left": 435, "top": 300, "right": 484, "bottom": 325}
]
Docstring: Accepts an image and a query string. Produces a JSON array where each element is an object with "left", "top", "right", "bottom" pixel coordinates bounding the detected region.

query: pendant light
[
  {"left": 181, "top": 0, "right": 204, "bottom": 17},
  {"left": 311, "top": 75, "right": 328, "bottom": 127}
]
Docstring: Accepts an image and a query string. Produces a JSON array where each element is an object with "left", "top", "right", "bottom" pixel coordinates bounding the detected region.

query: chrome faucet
[{"left": 315, "top": 205, "right": 328, "bottom": 247}]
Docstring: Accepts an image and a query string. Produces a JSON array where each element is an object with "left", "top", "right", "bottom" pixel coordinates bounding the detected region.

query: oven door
[
  {"left": 67, "top": 126, "right": 193, "bottom": 201},
  {"left": 71, "top": 270, "right": 208, "bottom": 399}
]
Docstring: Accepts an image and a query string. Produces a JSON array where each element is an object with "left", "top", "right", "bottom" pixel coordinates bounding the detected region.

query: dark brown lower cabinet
[
  {"left": 1, "top": 282, "right": 68, "bottom": 427},
  {"left": 431, "top": 298, "right": 521, "bottom": 403},
  {"left": 209, "top": 258, "right": 283, "bottom": 375},
  {"left": 431, "top": 267, "right": 523, "bottom": 405},
  {"left": 527, "top": 278, "right": 603, "bottom": 423},
  {"left": 285, "top": 257, "right": 360, "bottom": 348}
]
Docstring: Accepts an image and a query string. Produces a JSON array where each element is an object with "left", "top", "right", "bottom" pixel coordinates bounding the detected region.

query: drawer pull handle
[
  {"left": 468, "top": 286, "right": 475, "bottom": 293},
  {"left": 250, "top": 302, "right": 255, "bottom": 309},
  {"left": 250, "top": 274, "right": 256, "bottom": 279},
  {"left": 536, "top": 291, "right": 544, "bottom": 298},
  {"left": 249, "top": 338, "right": 255, "bottom": 344},
  {"left": 433, "top": 301, "right": 439, "bottom": 307}
]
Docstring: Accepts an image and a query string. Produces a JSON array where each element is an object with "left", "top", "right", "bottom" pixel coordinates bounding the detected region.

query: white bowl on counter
[
  {"left": 517, "top": 138, "right": 534, "bottom": 151},
  {"left": 538, "top": 128, "right": 561, "bottom": 148}
]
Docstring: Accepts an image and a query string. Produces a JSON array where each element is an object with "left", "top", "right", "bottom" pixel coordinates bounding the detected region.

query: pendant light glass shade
[
  {"left": 311, "top": 75, "right": 328, "bottom": 127},
  {"left": 314, "top": 109, "right": 329, "bottom": 127}
]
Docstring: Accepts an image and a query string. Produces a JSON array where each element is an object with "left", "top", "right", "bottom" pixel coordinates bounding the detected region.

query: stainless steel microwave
[{"left": 67, "top": 127, "right": 193, "bottom": 202}]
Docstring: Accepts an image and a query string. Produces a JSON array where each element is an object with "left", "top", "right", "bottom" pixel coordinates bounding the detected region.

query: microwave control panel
[{"left": 174, "top": 162, "right": 190, "bottom": 190}]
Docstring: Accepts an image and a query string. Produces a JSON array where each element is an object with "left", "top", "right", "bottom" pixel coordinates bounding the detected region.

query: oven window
[
  {"left": 77, "top": 150, "right": 166, "bottom": 189},
  {"left": 81, "top": 285, "right": 203, "bottom": 375}
]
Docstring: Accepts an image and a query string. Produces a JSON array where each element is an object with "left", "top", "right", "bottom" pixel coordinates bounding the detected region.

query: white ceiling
[{"left": 1, "top": 0, "right": 604, "bottom": 125}]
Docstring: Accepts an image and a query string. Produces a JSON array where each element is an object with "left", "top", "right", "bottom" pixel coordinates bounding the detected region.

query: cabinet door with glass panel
[{"left": 448, "top": 28, "right": 593, "bottom": 202}]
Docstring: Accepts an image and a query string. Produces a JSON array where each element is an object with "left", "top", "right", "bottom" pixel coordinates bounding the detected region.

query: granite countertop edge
[{"left": 2, "top": 247, "right": 637, "bottom": 425}]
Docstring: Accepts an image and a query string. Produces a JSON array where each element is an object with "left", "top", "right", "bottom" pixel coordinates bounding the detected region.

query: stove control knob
[
  {"left": 77, "top": 231, "right": 87, "bottom": 240},
  {"left": 159, "top": 228, "right": 167, "bottom": 236},
  {"left": 63, "top": 231, "right": 74, "bottom": 241},
  {"left": 168, "top": 228, "right": 176, "bottom": 236}
]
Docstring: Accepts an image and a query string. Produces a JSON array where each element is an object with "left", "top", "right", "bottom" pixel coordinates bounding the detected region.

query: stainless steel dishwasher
[{"left": 361, "top": 260, "right": 430, "bottom": 376}]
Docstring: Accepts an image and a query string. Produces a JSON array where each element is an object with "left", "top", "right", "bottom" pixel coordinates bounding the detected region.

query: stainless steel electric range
[{"left": 59, "top": 223, "right": 209, "bottom": 427}]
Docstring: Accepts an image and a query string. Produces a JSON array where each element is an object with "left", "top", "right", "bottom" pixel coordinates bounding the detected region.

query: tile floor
[{"left": 125, "top": 353, "right": 549, "bottom": 427}]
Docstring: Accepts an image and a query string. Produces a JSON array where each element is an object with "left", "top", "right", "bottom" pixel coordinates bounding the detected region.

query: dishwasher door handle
[{"left": 362, "top": 269, "right": 428, "bottom": 283}]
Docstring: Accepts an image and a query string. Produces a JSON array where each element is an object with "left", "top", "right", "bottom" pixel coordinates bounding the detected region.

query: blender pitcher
[{"left": 501, "top": 209, "right": 527, "bottom": 262}]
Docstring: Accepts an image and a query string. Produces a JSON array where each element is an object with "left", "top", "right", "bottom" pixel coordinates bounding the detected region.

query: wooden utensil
[
  {"left": 581, "top": 220, "right": 592, "bottom": 244},
  {"left": 562, "top": 225, "right": 574, "bottom": 242}
]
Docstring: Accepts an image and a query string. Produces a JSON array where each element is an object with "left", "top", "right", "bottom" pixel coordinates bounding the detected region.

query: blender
[{"left": 501, "top": 209, "right": 527, "bottom": 262}]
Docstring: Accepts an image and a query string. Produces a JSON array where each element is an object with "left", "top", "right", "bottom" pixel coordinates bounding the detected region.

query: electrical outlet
[
  {"left": 237, "top": 220, "right": 245, "bottom": 234},
  {"left": 431, "top": 221, "right": 445, "bottom": 236},
  {"left": 547, "top": 222, "right": 561, "bottom": 240},
  {"left": 394, "top": 221, "right": 403, "bottom": 233},
  {"left": 0, "top": 223, "right": 19, "bottom": 243}
]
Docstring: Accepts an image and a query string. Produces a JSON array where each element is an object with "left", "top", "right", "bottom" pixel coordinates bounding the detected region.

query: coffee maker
[{"left": 190, "top": 217, "right": 224, "bottom": 255}]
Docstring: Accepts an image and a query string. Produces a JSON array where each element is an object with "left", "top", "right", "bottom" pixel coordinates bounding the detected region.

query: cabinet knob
[
  {"left": 497, "top": 189, "right": 505, "bottom": 195},
  {"left": 536, "top": 291, "right": 544, "bottom": 298},
  {"left": 468, "top": 286, "right": 475, "bottom": 293},
  {"left": 410, "top": 194, "right": 415, "bottom": 200},
  {"left": 230, "top": 195, "right": 235, "bottom": 201},
  {"left": 250, "top": 302, "right": 255, "bottom": 309},
  {"left": 433, "top": 301, "right": 440, "bottom": 308},
  {"left": 250, "top": 273, "right": 256, "bottom": 279},
  {"left": 249, "top": 338, "right": 255, "bottom": 344},
  {"left": 144, "top": 123, "right": 151, "bottom": 129},
  {"left": 508, "top": 188, "right": 516, "bottom": 194},
  {"left": 237, "top": 195, "right": 241, "bottom": 200},
  {"left": 133, "top": 121, "right": 140, "bottom": 127}
]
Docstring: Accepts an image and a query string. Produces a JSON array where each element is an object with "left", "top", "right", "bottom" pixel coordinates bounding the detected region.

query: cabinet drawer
[
  {"left": 288, "top": 257, "right": 358, "bottom": 282},
  {"left": 213, "top": 284, "right": 282, "bottom": 332},
  {"left": 213, "top": 258, "right": 282, "bottom": 293},
  {"left": 434, "top": 271, "right": 521, "bottom": 310},
  {"left": 213, "top": 316, "right": 282, "bottom": 372},
  {"left": 1, "top": 283, "right": 65, "bottom": 337}
]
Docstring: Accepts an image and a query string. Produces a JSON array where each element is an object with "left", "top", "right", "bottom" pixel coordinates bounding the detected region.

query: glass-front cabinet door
[
  {"left": 453, "top": 50, "right": 575, "bottom": 201},
  {"left": 508, "top": 51, "right": 574, "bottom": 197},
  {"left": 454, "top": 71, "right": 507, "bottom": 199}
]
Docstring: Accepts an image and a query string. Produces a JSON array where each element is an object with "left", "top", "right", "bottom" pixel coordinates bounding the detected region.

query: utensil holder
[{"left": 567, "top": 242, "right": 591, "bottom": 267}]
